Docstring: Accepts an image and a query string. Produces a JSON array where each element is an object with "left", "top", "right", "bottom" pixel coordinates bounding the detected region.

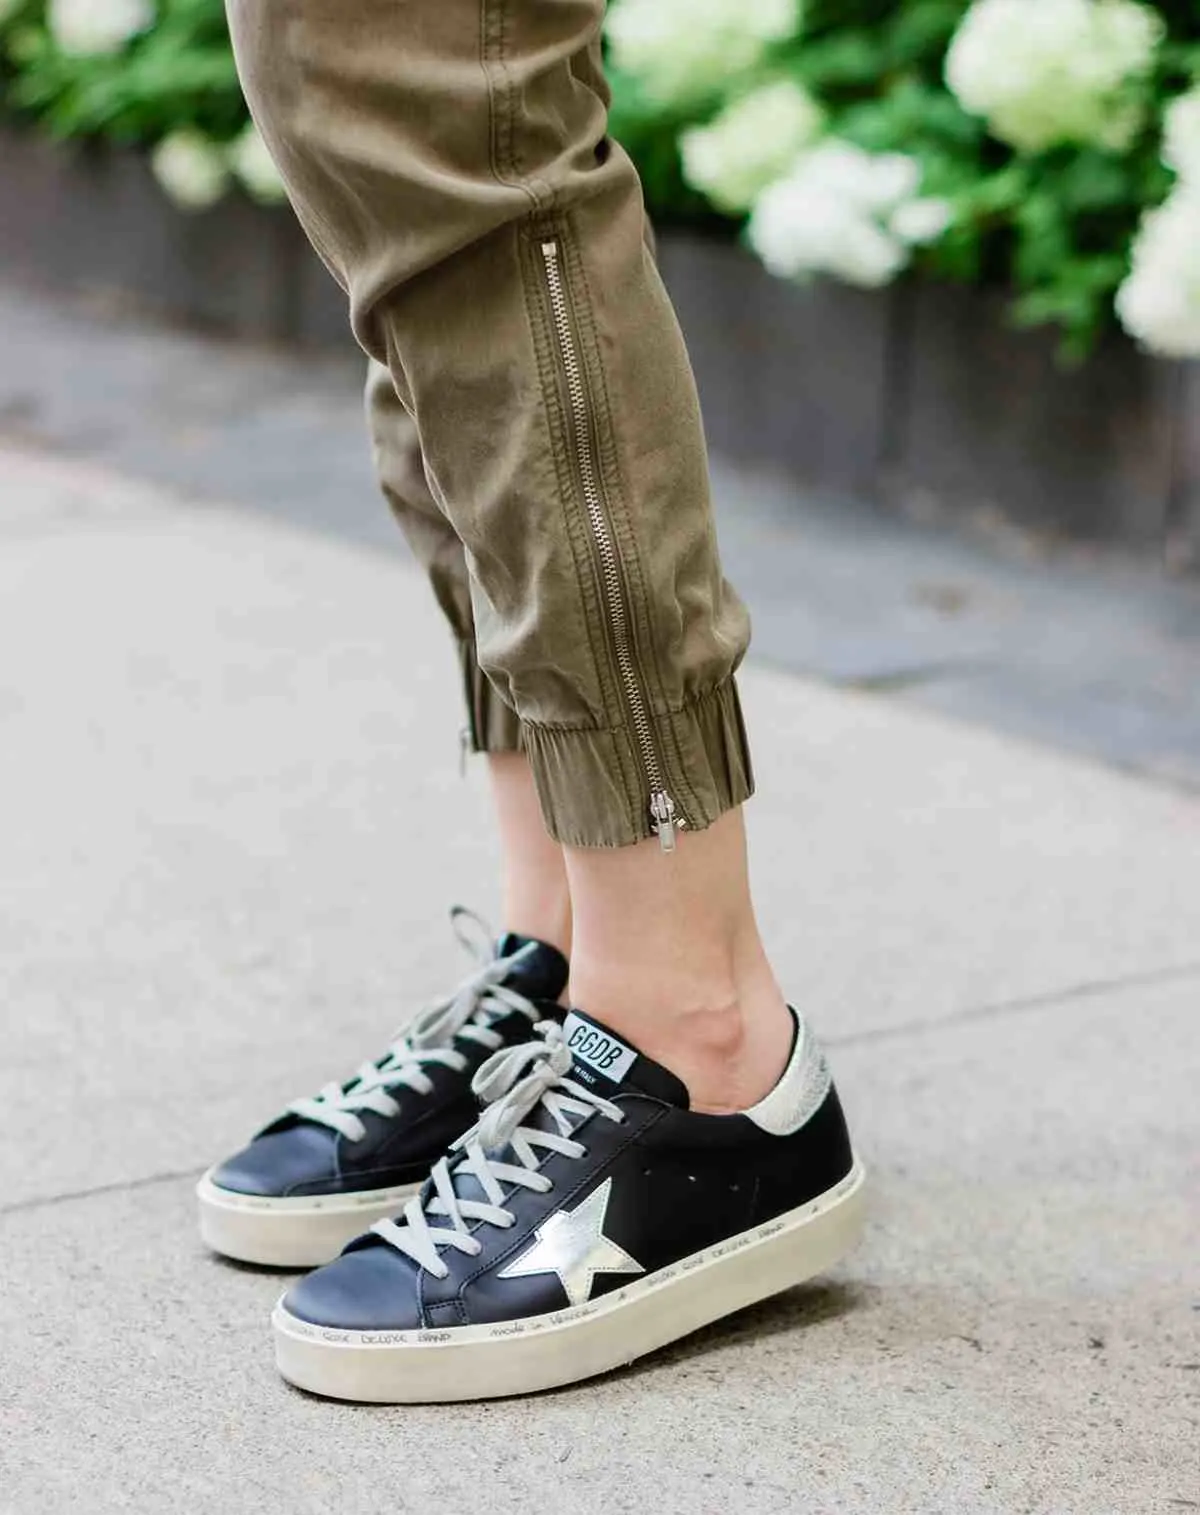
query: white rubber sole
[
  {"left": 197, "top": 1172, "right": 422, "bottom": 1268},
  {"left": 273, "top": 1158, "right": 867, "bottom": 1401}
]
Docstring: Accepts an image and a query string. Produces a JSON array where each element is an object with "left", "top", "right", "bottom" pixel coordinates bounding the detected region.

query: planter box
[
  {"left": 656, "top": 232, "right": 892, "bottom": 501},
  {"left": 0, "top": 129, "right": 344, "bottom": 341},
  {"left": 886, "top": 280, "right": 1180, "bottom": 546},
  {"left": 665, "top": 238, "right": 1197, "bottom": 552},
  {"left": 2, "top": 127, "right": 1197, "bottom": 557}
]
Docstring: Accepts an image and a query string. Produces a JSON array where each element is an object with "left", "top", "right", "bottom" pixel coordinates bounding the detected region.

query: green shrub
[{"left": 3, "top": 0, "right": 1200, "bottom": 355}]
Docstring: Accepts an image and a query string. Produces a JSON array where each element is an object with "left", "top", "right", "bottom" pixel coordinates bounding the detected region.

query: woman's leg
[
  {"left": 565, "top": 811, "right": 791, "bottom": 1113},
  {"left": 489, "top": 753, "right": 572, "bottom": 960},
  {"left": 230, "top": 0, "right": 863, "bottom": 1400},
  {"left": 370, "top": 363, "right": 778, "bottom": 1098},
  {"left": 297, "top": 7, "right": 770, "bottom": 1076},
  {"left": 225, "top": 0, "right": 753, "bottom": 857}
]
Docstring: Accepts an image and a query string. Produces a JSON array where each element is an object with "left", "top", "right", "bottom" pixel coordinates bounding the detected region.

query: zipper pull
[
  {"left": 459, "top": 726, "right": 472, "bottom": 779},
  {"left": 650, "top": 790, "right": 678, "bottom": 854}
]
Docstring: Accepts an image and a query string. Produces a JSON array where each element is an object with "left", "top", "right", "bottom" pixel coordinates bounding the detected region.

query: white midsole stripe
[
  {"left": 278, "top": 1159, "right": 866, "bottom": 1352},
  {"left": 197, "top": 1173, "right": 424, "bottom": 1268},
  {"left": 196, "top": 1172, "right": 420, "bottom": 1214}
]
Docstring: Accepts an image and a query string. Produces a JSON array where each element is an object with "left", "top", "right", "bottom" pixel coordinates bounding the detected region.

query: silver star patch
[{"left": 497, "top": 1177, "right": 644, "bottom": 1307}]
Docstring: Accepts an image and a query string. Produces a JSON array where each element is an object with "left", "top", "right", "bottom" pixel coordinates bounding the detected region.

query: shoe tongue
[
  {"left": 495, "top": 933, "right": 569, "bottom": 1002},
  {"left": 562, "top": 1009, "right": 690, "bottom": 1108},
  {"left": 443, "top": 1008, "right": 687, "bottom": 1216}
]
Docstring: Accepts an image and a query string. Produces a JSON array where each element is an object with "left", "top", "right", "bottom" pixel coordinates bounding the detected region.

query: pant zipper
[{"left": 540, "top": 237, "right": 682, "bottom": 853}]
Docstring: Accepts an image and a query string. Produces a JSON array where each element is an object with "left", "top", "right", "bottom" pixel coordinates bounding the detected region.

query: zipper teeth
[{"left": 540, "top": 239, "right": 679, "bottom": 833}]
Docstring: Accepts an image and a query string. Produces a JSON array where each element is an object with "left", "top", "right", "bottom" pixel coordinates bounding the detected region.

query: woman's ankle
[
  {"left": 488, "top": 749, "right": 573, "bottom": 962},
  {"left": 501, "top": 892, "right": 572, "bottom": 963},
  {"left": 568, "top": 956, "right": 793, "bottom": 1113}
]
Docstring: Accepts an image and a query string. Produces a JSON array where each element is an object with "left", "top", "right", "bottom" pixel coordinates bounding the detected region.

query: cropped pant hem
[{"left": 522, "top": 676, "right": 754, "bottom": 849}]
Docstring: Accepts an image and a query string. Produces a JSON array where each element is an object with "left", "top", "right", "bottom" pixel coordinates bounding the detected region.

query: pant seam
[
  {"left": 482, "top": 0, "right": 555, "bottom": 211},
  {"left": 458, "top": 638, "right": 523, "bottom": 754},
  {"left": 481, "top": 0, "right": 540, "bottom": 210}
]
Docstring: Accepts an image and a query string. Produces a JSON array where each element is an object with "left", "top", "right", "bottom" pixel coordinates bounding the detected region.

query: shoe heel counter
[
  {"left": 744, "top": 1007, "right": 836, "bottom": 1140},
  {"left": 751, "top": 1079, "right": 856, "bottom": 1225},
  {"left": 812, "top": 1079, "right": 855, "bottom": 1182},
  {"left": 797, "top": 1015, "right": 856, "bottom": 1181}
]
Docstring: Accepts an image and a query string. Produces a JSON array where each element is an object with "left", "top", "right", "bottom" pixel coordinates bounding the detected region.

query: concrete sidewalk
[{"left": 1, "top": 445, "right": 1197, "bottom": 1514}]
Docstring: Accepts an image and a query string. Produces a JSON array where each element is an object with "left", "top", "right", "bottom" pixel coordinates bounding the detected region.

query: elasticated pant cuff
[{"left": 522, "top": 677, "right": 754, "bottom": 849}]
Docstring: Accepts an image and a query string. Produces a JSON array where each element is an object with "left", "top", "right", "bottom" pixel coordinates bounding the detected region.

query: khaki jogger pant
[{"left": 225, "top": 0, "right": 754, "bottom": 848}]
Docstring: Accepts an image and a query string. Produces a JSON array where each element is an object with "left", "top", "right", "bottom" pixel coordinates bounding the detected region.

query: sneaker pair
[{"left": 200, "top": 916, "right": 865, "bottom": 1402}]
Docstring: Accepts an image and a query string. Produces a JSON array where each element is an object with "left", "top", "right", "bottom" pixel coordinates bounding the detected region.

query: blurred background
[{"left": 2, "top": 4, "right": 1199, "bottom": 1512}]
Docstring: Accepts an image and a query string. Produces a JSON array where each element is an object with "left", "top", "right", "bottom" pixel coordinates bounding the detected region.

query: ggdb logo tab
[{"left": 563, "top": 1012, "right": 637, "bottom": 1082}]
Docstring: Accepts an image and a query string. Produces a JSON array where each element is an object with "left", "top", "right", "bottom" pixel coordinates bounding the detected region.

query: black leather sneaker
[
  {"left": 197, "top": 923, "right": 569, "bottom": 1267},
  {"left": 272, "top": 1005, "right": 865, "bottom": 1400}
]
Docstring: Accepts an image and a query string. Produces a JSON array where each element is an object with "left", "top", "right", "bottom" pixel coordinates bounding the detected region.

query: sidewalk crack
[
  {"left": 0, "top": 1165, "right": 205, "bottom": 1220},
  {"left": 5, "top": 957, "right": 1198, "bottom": 1218},
  {"left": 826, "top": 958, "right": 1200, "bottom": 1049}
]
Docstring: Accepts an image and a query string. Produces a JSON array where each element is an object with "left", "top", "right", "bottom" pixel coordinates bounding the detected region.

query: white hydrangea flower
[
  {"left": 607, "top": 0, "right": 800, "bottom": 108},
  {"left": 945, "top": 0, "right": 1163, "bottom": 153},
  {"left": 1162, "top": 88, "right": 1200, "bottom": 187},
  {"left": 151, "top": 130, "right": 230, "bottom": 212},
  {"left": 48, "top": 0, "right": 153, "bottom": 55},
  {"left": 680, "top": 80, "right": 823, "bottom": 214},
  {"left": 1115, "top": 186, "right": 1200, "bottom": 357},
  {"left": 890, "top": 196, "right": 954, "bottom": 245},
  {"left": 751, "top": 186, "right": 906, "bottom": 288},
  {"left": 747, "top": 140, "right": 935, "bottom": 289},
  {"left": 228, "top": 122, "right": 288, "bottom": 206},
  {"left": 858, "top": 153, "right": 923, "bottom": 210}
]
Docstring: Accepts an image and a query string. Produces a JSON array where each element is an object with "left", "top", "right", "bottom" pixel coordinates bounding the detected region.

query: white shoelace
[
  {"left": 285, "top": 945, "right": 541, "bottom": 1143},
  {"left": 370, "top": 1022, "right": 624, "bottom": 1277}
]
